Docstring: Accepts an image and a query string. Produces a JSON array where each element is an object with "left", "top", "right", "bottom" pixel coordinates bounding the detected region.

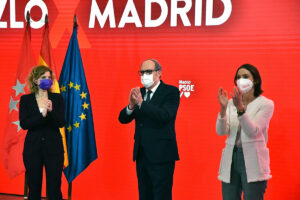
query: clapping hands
[
  {"left": 217, "top": 88, "right": 228, "bottom": 110},
  {"left": 218, "top": 86, "right": 244, "bottom": 117},
  {"left": 230, "top": 86, "right": 244, "bottom": 111},
  {"left": 129, "top": 87, "right": 143, "bottom": 109}
]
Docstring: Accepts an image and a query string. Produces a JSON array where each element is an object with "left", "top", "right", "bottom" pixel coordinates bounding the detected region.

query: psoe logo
[{"left": 179, "top": 80, "right": 194, "bottom": 98}]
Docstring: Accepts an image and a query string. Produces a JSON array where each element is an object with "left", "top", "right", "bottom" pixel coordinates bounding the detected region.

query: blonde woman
[{"left": 19, "top": 65, "right": 65, "bottom": 200}]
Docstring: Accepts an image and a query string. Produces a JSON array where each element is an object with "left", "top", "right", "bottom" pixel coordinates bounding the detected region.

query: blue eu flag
[{"left": 59, "top": 25, "right": 98, "bottom": 183}]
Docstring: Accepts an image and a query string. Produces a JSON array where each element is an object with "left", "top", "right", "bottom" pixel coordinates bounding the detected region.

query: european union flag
[{"left": 59, "top": 24, "right": 98, "bottom": 183}]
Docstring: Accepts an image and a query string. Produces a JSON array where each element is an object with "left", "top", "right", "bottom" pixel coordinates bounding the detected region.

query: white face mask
[
  {"left": 141, "top": 74, "right": 154, "bottom": 88},
  {"left": 237, "top": 78, "right": 253, "bottom": 94}
]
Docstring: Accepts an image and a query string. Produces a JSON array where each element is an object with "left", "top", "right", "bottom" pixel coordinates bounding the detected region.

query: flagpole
[
  {"left": 44, "top": 14, "right": 49, "bottom": 200},
  {"left": 68, "top": 182, "right": 72, "bottom": 200},
  {"left": 73, "top": 14, "right": 78, "bottom": 27},
  {"left": 23, "top": 10, "right": 30, "bottom": 200},
  {"left": 24, "top": 174, "right": 28, "bottom": 199},
  {"left": 60, "top": 13, "right": 97, "bottom": 199},
  {"left": 66, "top": 15, "right": 77, "bottom": 200}
]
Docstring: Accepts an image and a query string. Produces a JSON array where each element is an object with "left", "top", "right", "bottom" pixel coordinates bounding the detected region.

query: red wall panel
[{"left": 0, "top": 0, "right": 300, "bottom": 199}]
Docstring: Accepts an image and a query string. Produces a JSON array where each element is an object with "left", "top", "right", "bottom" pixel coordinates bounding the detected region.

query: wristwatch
[
  {"left": 237, "top": 109, "right": 245, "bottom": 116},
  {"left": 128, "top": 105, "right": 134, "bottom": 110}
]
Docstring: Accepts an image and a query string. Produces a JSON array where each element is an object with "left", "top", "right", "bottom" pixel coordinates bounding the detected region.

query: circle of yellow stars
[{"left": 60, "top": 81, "right": 89, "bottom": 133}]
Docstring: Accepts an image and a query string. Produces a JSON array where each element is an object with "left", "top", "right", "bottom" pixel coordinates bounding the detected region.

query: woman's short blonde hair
[{"left": 28, "top": 65, "right": 53, "bottom": 93}]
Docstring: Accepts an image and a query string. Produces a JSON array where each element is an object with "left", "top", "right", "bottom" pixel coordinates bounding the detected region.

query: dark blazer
[
  {"left": 19, "top": 92, "right": 65, "bottom": 155},
  {"left": 119, "top": 81, "right": 180, "bottom": 163}
]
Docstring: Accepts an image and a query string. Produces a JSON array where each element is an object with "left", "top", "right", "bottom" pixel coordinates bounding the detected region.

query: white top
[{"left": 216, "top": 95, "right": 274, "bottom": 183}]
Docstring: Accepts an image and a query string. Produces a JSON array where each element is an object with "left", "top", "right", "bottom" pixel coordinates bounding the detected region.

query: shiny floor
[
  {"left": 0, "top": 194, "right": 25, "bottom": 200},
  {"left": 0, "top": 194, "right": 47, "bottom": 200}
]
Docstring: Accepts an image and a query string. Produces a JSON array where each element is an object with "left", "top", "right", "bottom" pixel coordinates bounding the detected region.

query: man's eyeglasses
[{"left": 138, "top": 69, "right": 157, "bottom": 76}]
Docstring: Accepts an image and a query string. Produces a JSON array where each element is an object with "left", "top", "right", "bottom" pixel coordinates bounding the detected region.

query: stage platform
[
  {"left": 0, "top": 194, "right": 25, "bottom": 200},
  {"left": 0, "top": 194, "right": 49, "bottom": 200}
]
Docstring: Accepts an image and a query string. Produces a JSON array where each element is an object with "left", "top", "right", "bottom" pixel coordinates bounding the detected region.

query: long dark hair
[{"left": 234, "top": 64, "right": 263, "bottom": 97}]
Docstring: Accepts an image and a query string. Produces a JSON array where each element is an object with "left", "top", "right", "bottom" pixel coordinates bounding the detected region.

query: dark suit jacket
[
  {"left": 19, "top": 92, "right": 65, "bottom": 155},
  {"left": 119, "top": 81, "right": 180, "bottom": 163}
]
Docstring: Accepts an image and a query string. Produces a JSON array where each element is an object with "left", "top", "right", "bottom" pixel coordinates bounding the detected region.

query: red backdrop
[{"left": 0, "top": 0, "right": 300, "bottom": 199}]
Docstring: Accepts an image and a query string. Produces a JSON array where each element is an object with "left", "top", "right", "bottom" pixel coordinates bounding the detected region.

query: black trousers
[
  {"left": 23, "top": 140, "right": 64, "bottom": 200},
  {"left": 136, "top": 148, "right": 175, "bottom": 200}
]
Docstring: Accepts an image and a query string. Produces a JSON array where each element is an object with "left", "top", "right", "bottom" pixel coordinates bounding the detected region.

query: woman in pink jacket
[{"left": 216, "top": 64, "right": 274, "bottom": 200}]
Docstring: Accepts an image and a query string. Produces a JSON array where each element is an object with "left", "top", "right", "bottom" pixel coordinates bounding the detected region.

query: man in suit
[{"left": 119, "top": 59, "right": 180, "bottom": 200}]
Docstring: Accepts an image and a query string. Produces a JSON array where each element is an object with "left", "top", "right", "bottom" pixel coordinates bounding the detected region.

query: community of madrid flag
[
  {"left": 38, "top": 16, "right": 69, "bottom": 168},
  {"left": 1, "top": 20, "right": 36, "bottom": 178},
  {"left": 59, "top": 23, "right": 98, "bottom": 183}
]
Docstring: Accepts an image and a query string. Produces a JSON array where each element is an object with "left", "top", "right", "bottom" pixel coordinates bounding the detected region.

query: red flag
[
  {"left": 1, "top": 21, "right": 36, "bottom": 178},
  {"left": 38, "top": 19, "right": 69, "bottom": 168}
]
